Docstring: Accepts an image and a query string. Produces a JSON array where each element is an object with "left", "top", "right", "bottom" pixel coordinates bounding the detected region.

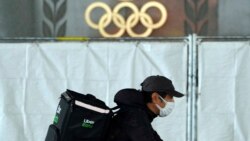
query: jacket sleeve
[{"left": 123, "top": 108, "right": 163, "bottom": 141}]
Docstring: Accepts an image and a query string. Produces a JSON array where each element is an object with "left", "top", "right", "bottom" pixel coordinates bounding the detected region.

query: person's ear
[{"left": 151, "top": 92, "right": 161, "bottom": 104}]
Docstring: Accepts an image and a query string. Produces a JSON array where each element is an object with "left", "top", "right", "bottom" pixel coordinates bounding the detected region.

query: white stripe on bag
[{"left": 75, "top": 100, "right": 110, "bottom": 114}]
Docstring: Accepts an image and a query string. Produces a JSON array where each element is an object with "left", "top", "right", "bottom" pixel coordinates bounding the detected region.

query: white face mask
[{"left": 155, "top": 96, "right": 175, "bottom": 117}]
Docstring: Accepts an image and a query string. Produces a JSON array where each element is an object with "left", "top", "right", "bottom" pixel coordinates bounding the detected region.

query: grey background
[
  {"left": 218, "top": 0, "right": 250, "bottom": 36},
  {"left": 0, "top": 0, "right": 250, "bottom": 37},
  {"left": 0, "top": 0, "right": 36, "bottom": 37}
]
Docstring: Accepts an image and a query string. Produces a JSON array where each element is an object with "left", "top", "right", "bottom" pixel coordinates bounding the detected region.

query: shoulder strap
[{"left": 111, "top": 106, "right": 120, "bottom": 114}]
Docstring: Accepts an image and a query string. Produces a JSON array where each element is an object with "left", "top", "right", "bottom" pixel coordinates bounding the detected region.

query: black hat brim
[{"left": 170, "top": 90, "right": 184, "bottom": 97}]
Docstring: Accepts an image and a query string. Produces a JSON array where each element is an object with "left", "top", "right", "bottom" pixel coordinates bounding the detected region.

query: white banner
[
  {"left": 198, "top": 41, "right": 250, "bottom": 141},
  {"left": 0, "top": 41, "right": 187, "bottom": 141}
]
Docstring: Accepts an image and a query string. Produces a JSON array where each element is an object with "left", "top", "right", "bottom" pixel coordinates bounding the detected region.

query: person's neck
[
  {"left": 146, "top": 103, "right": 158, "bottom": 115},
  {"left": 146, "top": 103, "right": 158, "bottom": 122}
]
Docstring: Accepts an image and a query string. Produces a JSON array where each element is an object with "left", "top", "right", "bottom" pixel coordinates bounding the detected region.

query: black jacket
[{"left": 106, "top": 89, "right": 163, "bottom": 141}]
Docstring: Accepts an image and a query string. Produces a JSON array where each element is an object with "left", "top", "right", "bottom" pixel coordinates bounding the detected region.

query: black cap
[{"left": 141, "top": 75, "right": 184, "bottom": 97}]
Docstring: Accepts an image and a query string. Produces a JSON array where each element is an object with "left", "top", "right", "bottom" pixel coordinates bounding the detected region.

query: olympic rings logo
[{"left": 85, "top": 1, "right": 168, "bottom": 38}]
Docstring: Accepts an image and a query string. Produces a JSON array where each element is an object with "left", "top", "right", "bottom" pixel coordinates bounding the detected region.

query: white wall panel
[
  {"left": 0, "top": 41, "right": 187, "bottom": 141},
  {"left": 198, "top": 41, "right": 250, "bottom": 141}
]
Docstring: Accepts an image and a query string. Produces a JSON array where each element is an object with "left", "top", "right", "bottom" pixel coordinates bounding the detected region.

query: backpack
[{"left": 45, "top": 89, "right": 118, "bottom": 141}]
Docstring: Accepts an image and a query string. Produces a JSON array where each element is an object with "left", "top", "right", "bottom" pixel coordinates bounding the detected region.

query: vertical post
[
  {"left": 187, "top": 34, "right": 198, "bottom": 141},
  {"left": 187, "top": 34, "right": 193, "bottom": 141},
  {"left": 191, "top": 34, "right": 198, "bottom": 141}
]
